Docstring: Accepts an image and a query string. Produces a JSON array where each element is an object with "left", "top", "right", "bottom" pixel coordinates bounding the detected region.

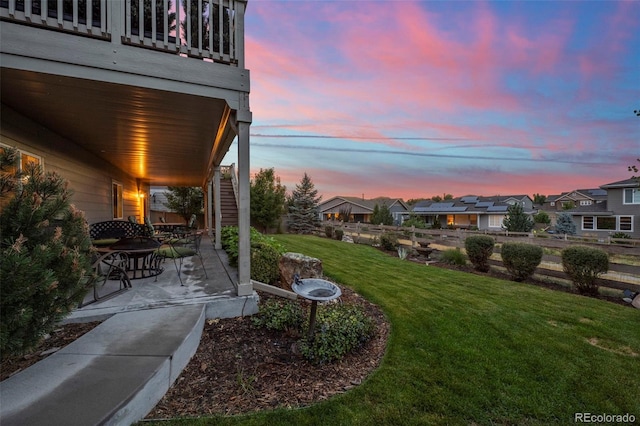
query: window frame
[
  {"left": 488, "top": 214, "right": 504, "bottom": 228},
  {"left": 623, "top": 188, "right": 640, "bottom": 205},
  {"left": 112, "top": 181, "right": 124, "bottom": 220},
  {"left": 0, "top": 143, "right": 42, "bottom": 173}
]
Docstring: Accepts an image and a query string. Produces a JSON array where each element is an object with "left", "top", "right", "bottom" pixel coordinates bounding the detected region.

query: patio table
[{"left": 107, "top": 237, "right": 164, "bottom": 279}]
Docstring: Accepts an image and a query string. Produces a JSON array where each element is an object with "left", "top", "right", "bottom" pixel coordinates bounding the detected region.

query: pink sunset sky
[{"left": 226, "top": 0, "right": 640, "bottom": 201}]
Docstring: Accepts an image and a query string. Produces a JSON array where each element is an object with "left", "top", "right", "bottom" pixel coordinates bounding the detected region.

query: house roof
[
  {"left": 319, "top": 196, "right": 409, "bottom": 213},
  {"left": 412, "top": 195, "right": 529, "bottom": 215},
  {"left": 550, "top": 189, "right": 607, "bottom": 203},
  {"left": 600, "top": 178, "right": 640, "bottom": 189}
]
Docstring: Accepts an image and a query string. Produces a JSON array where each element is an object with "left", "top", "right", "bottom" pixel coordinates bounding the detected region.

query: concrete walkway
[{"left": 0, "top": 236, "right": 260, "bottom": 425}]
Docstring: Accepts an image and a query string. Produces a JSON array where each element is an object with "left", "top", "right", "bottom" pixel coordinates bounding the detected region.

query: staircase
[{"left": 218, "top": 177, "right": 238, "bottom": 227}]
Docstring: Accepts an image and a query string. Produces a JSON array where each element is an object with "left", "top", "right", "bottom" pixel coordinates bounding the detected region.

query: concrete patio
[
  {"left": 0, "top": 235, "right": 260, "bottom": 425},
  {"left": 68, "top": 235, "right": 259, "bottom": 323}
]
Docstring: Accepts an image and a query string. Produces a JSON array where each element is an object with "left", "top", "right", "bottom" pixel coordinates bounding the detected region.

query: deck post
[
  {"left": 214, "top": 166, "right": 222, "bottom": 249},
  {"left": 236, "top": 100, "right": 252, "bottom": 296}
]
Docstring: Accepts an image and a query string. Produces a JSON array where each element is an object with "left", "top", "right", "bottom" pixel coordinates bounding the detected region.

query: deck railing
[{"left": 0, "top": 0, "right": 245, "bottom": 66}]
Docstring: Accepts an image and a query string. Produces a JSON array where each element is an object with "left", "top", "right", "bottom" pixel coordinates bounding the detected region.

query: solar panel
[{"left": 487, "top": 205, "right": 509, "bottom": 212}]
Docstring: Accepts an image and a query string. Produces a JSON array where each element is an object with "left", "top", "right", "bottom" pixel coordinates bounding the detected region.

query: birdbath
[{"left": 291, "top": 275, "right": 342, "bottom": 340}]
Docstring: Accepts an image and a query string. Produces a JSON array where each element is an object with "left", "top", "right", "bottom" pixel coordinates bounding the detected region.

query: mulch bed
[{"left": 145, "top": 287, "right": 389, "bottom": 419}]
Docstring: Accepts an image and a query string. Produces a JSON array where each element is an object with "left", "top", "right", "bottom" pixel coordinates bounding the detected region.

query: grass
[{"left": 149, "top": 235, "right": 640, "bottom": 425}]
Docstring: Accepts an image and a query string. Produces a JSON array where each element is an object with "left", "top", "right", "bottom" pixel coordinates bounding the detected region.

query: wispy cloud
[{"left": 240, "top": 0, "right": 640, "bottom": 199}]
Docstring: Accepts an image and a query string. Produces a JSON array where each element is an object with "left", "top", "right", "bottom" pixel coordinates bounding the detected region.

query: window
[
  {"left": 550, "top": 202, "right": 555, "bottom": 206},
  {"left": 596, "top": 217, "right": 616, "bottom": 230},
  {"left": 624, "top": 188, "right": 640, "bottom": 204},
  {"left": 0, "top": 144, "right": 42, "bottom": 174},
  {"left": 579, "top": 200, "right": 592, "bottom": 206},
  {"left": 112, "top": 182, "right": 123, "bottom": 219},
  {"left": 619, "top": 216, "right": 632, "bottom": 231},
  {"left": 488, "top": 215, "right": 504, "bottom": 228},
  {"left": 583, "top": 216, "right": 594, "bottom": 230}
]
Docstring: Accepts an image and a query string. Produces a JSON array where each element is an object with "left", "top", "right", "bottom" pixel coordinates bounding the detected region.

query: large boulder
[{"left": 278, "top": 252, "right": 323, "bottom": 291}]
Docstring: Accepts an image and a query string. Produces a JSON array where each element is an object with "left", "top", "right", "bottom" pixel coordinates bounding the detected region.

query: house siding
[{"left": 1, "top": 105, "right": 143, "bottom": 224}]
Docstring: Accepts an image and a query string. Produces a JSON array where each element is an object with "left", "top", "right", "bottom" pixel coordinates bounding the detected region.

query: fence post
[{"left": 411, "top": 225, "right": 416, "bottom": 249}]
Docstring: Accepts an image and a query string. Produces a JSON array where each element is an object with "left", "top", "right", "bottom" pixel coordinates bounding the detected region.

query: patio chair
[
  {"left": 156, "top": 230, "right": 208, "bottom": 286},
  {"left": 80, "top": 251, "right": 131, "bottom": 307}
]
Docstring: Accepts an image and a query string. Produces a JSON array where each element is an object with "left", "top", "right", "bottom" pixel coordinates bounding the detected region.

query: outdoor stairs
[
  {"left": 0, "top": 305, "right": 206, "bottom": 426},
  {"left": 219, "top": 177, "right": 238, "bottom": 227}
]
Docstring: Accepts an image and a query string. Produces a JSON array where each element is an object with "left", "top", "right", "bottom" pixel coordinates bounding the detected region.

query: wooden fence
[{"left": 320, "top": 221, "right": 640, "bottom": 293}]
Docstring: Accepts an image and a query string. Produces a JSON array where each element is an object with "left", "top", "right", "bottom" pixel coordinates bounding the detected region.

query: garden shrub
[
  {"left": 500, "top": 242, "right": 543, "bottom": 282},
  {"left": 440, "top": 248, "right": 466, "bottom": 266},
  {"left": 324, "top": 225, "right": 334, "bottom": 239},
  {"left": 1, "top": 154, "right": 93, "bottom": 357},
  {"left": 611, "top": 232, "right": 631, "bottom": 242},
  {"left": 561, "top": 246, "right": 609, "bottom": 296},
  {"left": 533, "top": 211, "right": 551, "bottom": 225},
  {"left": 335, "top": 229, "right": 344, "bottom": 241},
  {"left": 298, "top": 304, "right": 374, "bottom": 365},
  {"left": 464, "top": 235, "right": 495, "bottom": 272},
  {"left": 251, "top": 241, "right": 282, "bottom": 285},
  {"left": 380, "top": 232, "right": 399, "bottom": 251},
  {"left": 252, "top": 299, "right": 305, "bottom": 333},
  {"left": 555, "top": 212, "right": 576, "bottom": 235},
  {"left": 220, "top": 226, "right": 285, "bottom": 284}
]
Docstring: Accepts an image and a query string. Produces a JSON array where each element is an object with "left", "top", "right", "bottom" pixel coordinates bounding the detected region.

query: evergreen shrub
[
  {"left": 1, "top": 153, "right": 93, "bottom": 357},
  {"left": 561, "top": 246, "right": 609, "bottom": 295},
  {"left": 324, "top": 225, "right": 334, "bottom": 239},
  {"left": 464, "top": 235, "right": 495, "bottom": 272},
  {"left": 335, "top": 229, "right": 344, "bottom": 241},
  {"left": 500, "top": 242, "right": 543, "bottom": 282}
]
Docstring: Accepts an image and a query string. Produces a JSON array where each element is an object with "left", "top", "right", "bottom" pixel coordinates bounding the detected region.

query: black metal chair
[
  {"left": 80, "top": 251, "right": 131, "bottom": 307},
  {"left": 156, "top": 230, "right": 208, "bottom": 286}
]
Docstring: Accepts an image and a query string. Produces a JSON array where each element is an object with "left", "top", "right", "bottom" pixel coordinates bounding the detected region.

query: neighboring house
[
  {"left": 410, "top": 195, "right": 535, "bottom": 230},
  {"left": 1, "top": 0, "right": 254, "bottom": 295},
  {"left": 544, "top": 189, "right": 608, "bottom": 212},
  {"left": 319, "top": 196, "right": 409, "bottom": 224},
  {"left": 540, "top": 179, "right": 640, "bottom": 238}
]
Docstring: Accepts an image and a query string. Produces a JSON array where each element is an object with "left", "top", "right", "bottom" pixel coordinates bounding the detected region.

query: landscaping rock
[
  {"left": 342, "top": 235, "right": 354, "bottom": 243},
  {"left": 278, "top": 252, "right": 323, "bottom": 291}
]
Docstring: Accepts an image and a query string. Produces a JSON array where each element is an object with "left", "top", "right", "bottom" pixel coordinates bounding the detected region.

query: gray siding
[{"left": 1, "top": 105, "right": 144, "bottom": 224}]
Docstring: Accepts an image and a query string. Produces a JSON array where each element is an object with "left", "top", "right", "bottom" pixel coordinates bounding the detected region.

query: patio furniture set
[{"left": 83, "top": 218, "right": 208, "bottom": 305}]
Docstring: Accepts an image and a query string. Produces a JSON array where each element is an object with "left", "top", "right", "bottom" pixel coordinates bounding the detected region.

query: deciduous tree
[
  {"left": 250, "top": 168, "right": 286, "bottom": 233},
  {"left": 164, "top": 186, "right": 203, "bottom": 225}
]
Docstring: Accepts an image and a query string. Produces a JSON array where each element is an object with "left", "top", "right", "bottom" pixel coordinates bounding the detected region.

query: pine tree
[
  {"left": 1, "top": 148, "right": 93, "bottom": 357},
  {"left": 555, "top": 212, "right": 577, "bottom": 235},
  {"left": 288, "top": 173, "right": 322, "bottom": 234},
  {"left": 371, "top": 203, "right": 393, "bottom": 225},
  {"left": 502, "top": 203, "right": 534, "bottom": 232}
]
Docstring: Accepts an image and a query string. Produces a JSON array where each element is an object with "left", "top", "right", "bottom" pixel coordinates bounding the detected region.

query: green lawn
[{"left": 161, "top": 235, "right": 640, "bottom": 425}]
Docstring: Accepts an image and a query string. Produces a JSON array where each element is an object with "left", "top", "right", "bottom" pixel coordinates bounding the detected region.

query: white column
[
  {"left": 207, "top": 180, "right": 213, "bottom": 237},
  {"left": 236, "top": 109, "right": 252, "bottom": 296},
  {"left": 214, "top": 166, "right": 222, "bottom": 250}
]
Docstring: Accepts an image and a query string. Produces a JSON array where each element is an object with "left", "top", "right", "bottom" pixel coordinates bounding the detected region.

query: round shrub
[
  {"left": 252, "top": 299, "right": 305, "bottom": 332},
  {"left": 250, "top": 241, "right": 282, "bottom": 285},
  {"left": 298, "top": 304, "right": 374, "bottom": 365},
  {"left": 500, "top": 242, "right": 543, "bottom": 282},
  {"left": 561, "top": 246, "right": 609, "bottom": 295},
  {"left": 464, "top": 235, "right": 495, "bottom": 272},
  {"left": 380, "top": 232, "right": 399, "bottom": 251},
  {"left": 440, "top": 248, "right": 466, "bottom": 266}
]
